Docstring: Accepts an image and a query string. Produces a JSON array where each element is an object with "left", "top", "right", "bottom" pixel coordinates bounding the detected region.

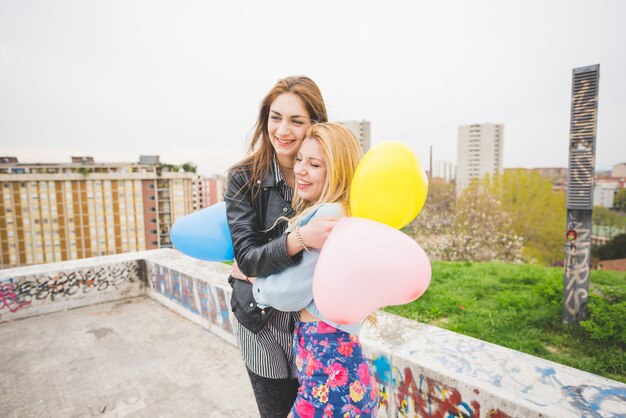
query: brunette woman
[{"left": 225, "top": 76, "right": 336, "bottom": 417}]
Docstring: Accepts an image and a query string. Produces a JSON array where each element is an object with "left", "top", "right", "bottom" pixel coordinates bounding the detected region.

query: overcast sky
[{"left": 1, "top": 0, "right": 625, "bottom": 176}]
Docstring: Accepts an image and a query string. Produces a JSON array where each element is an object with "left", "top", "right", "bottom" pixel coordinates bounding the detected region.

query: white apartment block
[
  {"left": 456, "top": 123, "right": 504, "bottom": 194},
  {"left": 337, "top": 120, "right": 371, "bottom": 154},
  {"left": 593, "top": 183, "right": 620, "bottom": 208}
]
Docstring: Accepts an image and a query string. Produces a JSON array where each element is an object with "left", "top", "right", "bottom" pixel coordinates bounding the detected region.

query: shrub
[{"left": 580, "top": 294, "right": 626, "bottom": 347}]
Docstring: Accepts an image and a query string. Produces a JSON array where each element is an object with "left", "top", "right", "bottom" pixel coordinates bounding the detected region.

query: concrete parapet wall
[
  {"left": 143, "top": 249, "right": 237, "bottom": 346},
  {"left": 0, "top": 252, "right": 147, "bottom": 322},
  {"left": 2, "top": 249, "right": 625, "bottom": 417},
  {"left": 361, "top": 315, "right": 626, "bottom": 417}
]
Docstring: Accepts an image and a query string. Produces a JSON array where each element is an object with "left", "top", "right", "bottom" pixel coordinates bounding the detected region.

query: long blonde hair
[{"left": 289, "top": 122, "right": 363, "bottom": 228}]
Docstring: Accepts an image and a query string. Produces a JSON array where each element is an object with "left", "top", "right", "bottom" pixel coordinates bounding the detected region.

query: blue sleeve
[
  {"left": 253, "top": 250, "right": 318, "bottom": 311},
  {"left": 252, "top": 203, "right": 342, "bottom": 311}
]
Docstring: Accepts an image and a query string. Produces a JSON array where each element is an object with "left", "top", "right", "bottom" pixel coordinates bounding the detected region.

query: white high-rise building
[
  {"left": 456, "top": 123, "right": 504, "bottom": 194},
  {"left": 337, "top": 120, "right": 371, "bottom": 154}
]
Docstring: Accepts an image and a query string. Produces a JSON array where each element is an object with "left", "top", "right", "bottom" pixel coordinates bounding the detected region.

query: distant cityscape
[
  {"left": 0, "top": 119, "right": 624, "bottom": 269},
  {"left": 0, "top": 155, "right": 225, "bottom": 268}
]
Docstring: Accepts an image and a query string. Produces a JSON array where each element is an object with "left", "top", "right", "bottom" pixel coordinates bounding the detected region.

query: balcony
[{"left": 1, "top": 250, "right": 624, "bottom": 417}]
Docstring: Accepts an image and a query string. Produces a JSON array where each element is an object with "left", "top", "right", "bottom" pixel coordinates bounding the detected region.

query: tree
[
  {"left": 593, "top": 206, "right": 622, "bottom": 228},
  {"left": 406, "top": 178, "right": 455, "bottom": 237},
  {"left": 615, "top": 188, "right": 626, "bottom": 210},
  {"left": 159, "top": 162, "right": 198, "bottom": 173},
  {"left": 408, "top": 171, "right": 567, "bottom": 265},
  {"left": 443, "top": 184, "right": 524, "bottom": 262},
  {"left": 181, "top": 162, "right": 198, "bottom": 173},
  {"left": 598, "top": 233, "right": 626, "bottom": 260},
  {"left": 481, "top": 170, "right": 566, "bottom": 265},
  {"left": 409, "top": 180, "right": 523, "bottom": 263}
]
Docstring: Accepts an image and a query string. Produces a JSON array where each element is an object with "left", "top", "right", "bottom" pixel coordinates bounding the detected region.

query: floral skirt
[{"left": 290, "top": 321, "right": 379, "bottom": 418}]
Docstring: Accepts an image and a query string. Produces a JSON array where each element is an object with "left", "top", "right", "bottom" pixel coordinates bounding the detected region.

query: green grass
[{"left": 383, "top": 261, "right": 626, "bottom": 383}]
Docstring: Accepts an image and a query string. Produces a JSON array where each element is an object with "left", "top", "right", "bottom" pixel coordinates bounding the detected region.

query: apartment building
[
  {"left": 0, "top": 156, "right": 197, "bottom": 268},
  {"left": 456, "top": 123, "right": 504, "bottom": 194},
  {"left": 192, "top": 175, "right": 226, "bottom": 211},
  {"left": 337, "top": 120, "right": 371, "bottom": 154},
  {"left": 612, "top": 162, "right": 626, "bottom": 178}
]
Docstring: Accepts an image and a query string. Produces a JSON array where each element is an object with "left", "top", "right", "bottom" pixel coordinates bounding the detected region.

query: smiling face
[
  {"left": 267, "top": 92, "right": 312, "bottom": 163},
  {"left": 294, "top": 138, "right": 327, "bottom": 202}
]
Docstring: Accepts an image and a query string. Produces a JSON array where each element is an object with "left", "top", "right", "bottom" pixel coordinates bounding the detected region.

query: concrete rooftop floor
[{"left": 1, "top": 297, "right": 258, "bottom": 418}]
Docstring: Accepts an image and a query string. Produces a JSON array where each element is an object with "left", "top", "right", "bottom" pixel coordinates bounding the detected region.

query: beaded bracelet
[{"left": 295, "top": 226, "right": 311, "bottom": 252}]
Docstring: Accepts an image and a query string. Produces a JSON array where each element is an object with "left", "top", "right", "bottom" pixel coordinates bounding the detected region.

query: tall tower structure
[
  {"left": 456, "top": 123, "right": 504, "bottom": 194},
  {"left": 337, "top": 120, "right": 371, "bottom": 154},
  {"left": 563, "top": 64, "right": 600, "bottom": 324}
]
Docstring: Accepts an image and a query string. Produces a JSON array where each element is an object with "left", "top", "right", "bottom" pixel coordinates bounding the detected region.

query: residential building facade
[
  {"left": 0, "top": 156, "right": 197, "bottom": 268},
  {"left": 456, "top": 123, "right": 504, "bottom": 194},
  {"left": 192, "top": 175, "right": 226, "bottom": 211},
  {"left": 612, "top": 162, "right": 626, "bottom": 178},
  {"left": 337, "top": 120, "right": 371, "bottom": 154}
]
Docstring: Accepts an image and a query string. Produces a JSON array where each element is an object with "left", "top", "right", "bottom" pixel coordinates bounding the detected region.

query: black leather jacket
[{"left": 224, "top": 162, "right": 301, "bottom": 333}]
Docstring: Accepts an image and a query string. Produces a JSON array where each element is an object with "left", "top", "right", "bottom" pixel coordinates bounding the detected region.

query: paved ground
[{"left": 1, "top": 297, "right": 259, "bottom": 418}]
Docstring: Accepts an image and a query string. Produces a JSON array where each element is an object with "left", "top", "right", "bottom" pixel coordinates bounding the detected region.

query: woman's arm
[
  {"left": 252, "top": 203, "right": 342, "bottom": 311},
  {"left": 252, "top": 250, "right": 318, "bottom": 311},
  {"left": 225, "top": 168, "right": 299, "bottom": 277}
]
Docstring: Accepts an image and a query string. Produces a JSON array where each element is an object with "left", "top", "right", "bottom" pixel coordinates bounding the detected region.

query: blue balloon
[{"left": 170, "top": 202, "right": 234, "bottom": 261}]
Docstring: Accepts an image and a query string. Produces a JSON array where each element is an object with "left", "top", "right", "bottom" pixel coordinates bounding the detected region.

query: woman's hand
[
  {"left": 300, "top": 216, "right": 340, "bottom": 249},
  {"left": 231, "top": 261, "right": 256, "bottom": 283},
  {"left": 286, "top": 216, "right": 340, "bottom": 256}
]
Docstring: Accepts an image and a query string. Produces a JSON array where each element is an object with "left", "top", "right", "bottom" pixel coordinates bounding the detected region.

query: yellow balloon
[{"left": 350, "top": 141, "right": 428, "bottom": 229}]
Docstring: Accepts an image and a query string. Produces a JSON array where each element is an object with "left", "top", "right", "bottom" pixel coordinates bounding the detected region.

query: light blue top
[{"left": 252, "top": 203, "right": 361, "bottom": 335}]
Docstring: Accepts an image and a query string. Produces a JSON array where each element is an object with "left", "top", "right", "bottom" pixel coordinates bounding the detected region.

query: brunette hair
[{"left": 234, "top": 76, "right": 328, "bottom": 195}]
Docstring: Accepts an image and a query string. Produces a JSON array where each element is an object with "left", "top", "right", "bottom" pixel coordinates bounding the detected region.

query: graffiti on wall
[
  {"left": 563, "top": 212, "right": 591, "bottom": 319},
  {"left": 0, "top": 280, "right": 31, "bottom": 313},
  {"left": 370, "top": 352, "right": 626, "bottom": 418},
  {"left": 397, "top": 368, "right": 481, "bottom": 418},
  {"left": 563, "top": 384, "right": 626, "bottom": 418},
  {"left": 0, "top": 262, "right": 142, "bottom": 313},
  {"left": 150, "top": 264, "right": 233, "bottom": 335},
  {"left": 170, "top": 271, "right": 198, "bottom": 314},
  {"left": 369, "top": 354, "right": 515, "bottom": 418}
]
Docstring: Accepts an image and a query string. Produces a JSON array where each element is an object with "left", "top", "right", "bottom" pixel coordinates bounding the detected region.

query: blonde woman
[{"left": 239, "top": 123, "right": 379, "bottom": 417}]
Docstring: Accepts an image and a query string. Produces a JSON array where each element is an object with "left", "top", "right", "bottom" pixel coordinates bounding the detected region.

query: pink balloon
[{"left": 313, "top": 217, "right": 431, "bottom": 324}]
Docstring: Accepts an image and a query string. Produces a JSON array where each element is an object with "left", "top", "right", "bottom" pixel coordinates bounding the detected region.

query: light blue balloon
[{"left": 170, "top": 202, "right": 234, "bottom": 261}]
